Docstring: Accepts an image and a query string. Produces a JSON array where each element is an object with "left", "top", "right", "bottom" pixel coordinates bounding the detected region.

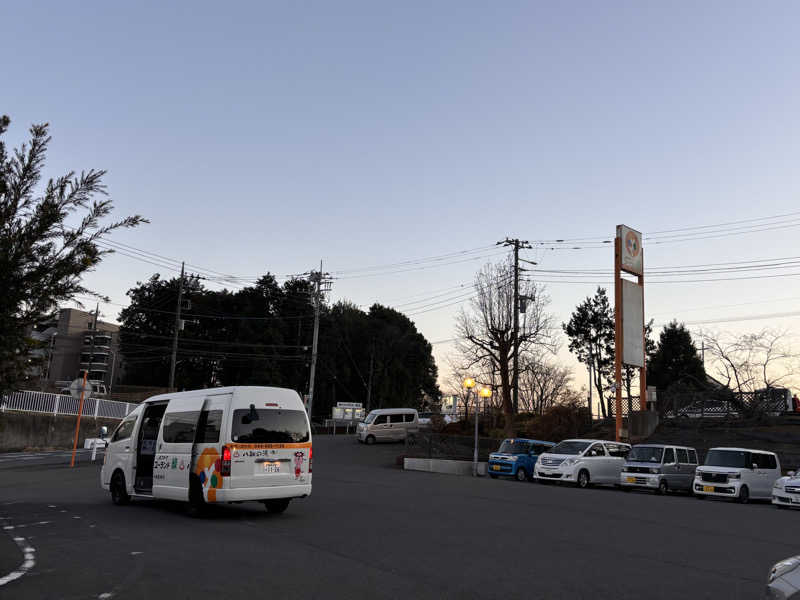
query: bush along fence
[
  {"left": 404, "top": 431, "right": 504, "bottom": 462},
  {"left": 1, "top": 390, "right": 137, "bottom": 420}
]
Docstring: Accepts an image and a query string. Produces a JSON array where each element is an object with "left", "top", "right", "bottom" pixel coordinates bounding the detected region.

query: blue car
[{"left": 488, "top": 438, "right": 556, "bottom": 481}]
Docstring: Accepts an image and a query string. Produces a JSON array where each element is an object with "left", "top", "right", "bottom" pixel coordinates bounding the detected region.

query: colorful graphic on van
[
  {"left": 293, "top": 451, "right": 304, "bottom": 479},
  {"left": 195, "top": 447, "right": 222, "bottom": 502}
]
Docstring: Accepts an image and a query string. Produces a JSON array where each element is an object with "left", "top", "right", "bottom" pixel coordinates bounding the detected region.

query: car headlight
[
  {"left": 509, "top": 456, "right": 519, "bottom": 462},
  {"left": 774, "top": 481, "right": 784, "bottom": 489},
  {"left": 563, "top": 458, "right": 579, "bottom": 467},
  {"left": 649, "top": 468, "right": 661, "bottom": 474},
  {"left": 728, "top": 473, "right": 741, "bottom": 479}
]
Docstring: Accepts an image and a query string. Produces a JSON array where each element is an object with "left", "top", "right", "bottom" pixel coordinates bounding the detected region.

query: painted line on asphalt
[{"left": 0, "top": 528, "right": 36, "bottom": 587}]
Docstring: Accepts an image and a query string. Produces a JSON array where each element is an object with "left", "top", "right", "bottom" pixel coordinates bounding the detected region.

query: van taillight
[
  {"left": 309, "top": 447, "right": 312, "bottom": 473},
  {"left": 221, "top": 446, "right": 231, "bottom": 476}
]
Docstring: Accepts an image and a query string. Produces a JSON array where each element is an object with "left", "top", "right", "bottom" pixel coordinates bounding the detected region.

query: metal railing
[{"left": 0, "top": 390, "right": 136, "bottom": 420}]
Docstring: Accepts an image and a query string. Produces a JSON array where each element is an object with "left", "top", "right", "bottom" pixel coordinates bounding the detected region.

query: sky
[{"left": 5, "top": 1, "right": 800, "bottom": 408}]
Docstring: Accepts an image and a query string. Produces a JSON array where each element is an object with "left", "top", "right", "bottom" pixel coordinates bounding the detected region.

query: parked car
[
  {"left": 488, "top": 439, "right": 555, "bottom": 482},
  {"left": 533, "top": 439, "right": 631, "bottom": 488},
  {"left": 772, "top": 470, "right": 800, "bottom": 509},
  {"left": 357, "top": 408, "right": 419, "bottom": 444},
  {"left": 620, "top": 444, "right": 699, "bottom": 494},
  {"left": 766, "top": 555, "right": 800, "bottom": 599},
  {"left": 671, "top": 399, "right": 739, "bottom": 419},
  {"left": 693, "top": 447, "right": 781, "bottom": 503},
  {"left": 417, "top": 412, "right": 457, "bottom": 428}
]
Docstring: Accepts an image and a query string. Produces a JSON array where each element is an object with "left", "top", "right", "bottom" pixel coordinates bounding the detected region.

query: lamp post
[{"left": 474, "top": 386, "right": 492, "bottom": 477}]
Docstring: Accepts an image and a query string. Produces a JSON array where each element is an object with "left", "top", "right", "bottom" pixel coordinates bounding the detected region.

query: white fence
[{"left": 0, "top": 390, "right": 137, "bottom": 420}]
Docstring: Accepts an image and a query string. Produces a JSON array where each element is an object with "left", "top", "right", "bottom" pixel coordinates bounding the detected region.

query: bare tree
[
  {"left": 519, "top": 352, "right": 574, "bottom": 415},
  {"left": 699, "top": 328, "right": 796, "bottom": 395},
  {"left": 454, "top": 258, "right": 557, "bottom": 436}
]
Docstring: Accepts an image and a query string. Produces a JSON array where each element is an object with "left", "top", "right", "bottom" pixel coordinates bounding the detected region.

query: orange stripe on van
[{"left": 230, "top": 442, "right": 312, "bottom": 450}]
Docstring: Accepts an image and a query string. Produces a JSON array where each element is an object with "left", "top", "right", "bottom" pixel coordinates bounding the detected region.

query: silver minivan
[
  {"left": 620, "top": 444, "right": 699, "bottom": 494},
  {"left": 357, "top": 408, "right": 419, "bottom": 444}
]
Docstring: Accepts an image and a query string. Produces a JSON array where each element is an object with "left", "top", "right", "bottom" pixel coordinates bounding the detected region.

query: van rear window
[{"left": 231, "top": 409, "right": 309, "bottom": 443}]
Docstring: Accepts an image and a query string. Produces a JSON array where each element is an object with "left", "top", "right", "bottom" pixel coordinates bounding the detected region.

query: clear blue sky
[{"left": 5, "top": 1, "right": 800, "bottom": 395}]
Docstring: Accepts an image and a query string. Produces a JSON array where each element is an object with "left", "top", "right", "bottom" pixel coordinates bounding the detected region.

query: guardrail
[{"left": 0, "top": 390, "right": 136, "bottom": 420}]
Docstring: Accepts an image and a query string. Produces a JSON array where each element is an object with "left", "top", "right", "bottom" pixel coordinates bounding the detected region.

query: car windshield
[
  {"left": 628, "top": 447, "right": 664, "bottom": 463},
  {"left": 704, "top": 449, "right": 750, "bottom": 468},
  {"left": 549, "top": 441, "right": 592, "bottom": 455},
  {"left": 364, "top": 412, "right": 378, "bottom": 424},
  {"left": 497, "top": 440, "right": 530, "bottom": 454},
  {"left": 231, "top": 409, "right": 309, "bottom": 443}
]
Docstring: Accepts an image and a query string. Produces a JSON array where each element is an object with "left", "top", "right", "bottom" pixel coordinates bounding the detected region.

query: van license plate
[
  {"left": 263, "top": 463, "right": 280, "bottom": 473},
  {"left": 492, "top": 465, "right": 501, "bottom": 471},
  {"left": 703, "top": 485, "right": 714, "bottom": 493},
  {"left": 626, "top": 477, "right": 635, "bottom": 483}
]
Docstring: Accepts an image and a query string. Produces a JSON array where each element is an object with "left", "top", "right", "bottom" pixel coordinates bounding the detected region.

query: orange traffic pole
[{"left": 70, "top": 371, "right": 89, "bottom": 468}]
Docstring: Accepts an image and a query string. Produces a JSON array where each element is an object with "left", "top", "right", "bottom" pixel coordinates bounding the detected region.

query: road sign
[
  {"left": 69, "top": 378, "right": 89, "bottom": 399},
  {"left": 336, "top": 402, "right": 362, "bottom": 409}
]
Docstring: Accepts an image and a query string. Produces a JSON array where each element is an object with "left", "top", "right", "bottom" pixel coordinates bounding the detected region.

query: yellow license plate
[
  {"left": 492, "top": 465, "right": 501, "bottom": 471},
  {"left": 626, "top": 477, "right": 636, "bottom": 483},
  {"left": 703, "top": 485, "right": 714, "bottom": 493}
]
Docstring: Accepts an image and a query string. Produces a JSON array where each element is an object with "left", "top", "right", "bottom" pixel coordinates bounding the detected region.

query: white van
[
  {"left": 101, "top": 386, "right": 312, "bottom": 515},
  {"left": 356, "top": 408, "right": 419, "bottom": 444},
  {"left": 533, "top": 439, "right": 631, "bottom": 488},
  {"left": 693, "top": 447, "right": 781, "bottom": 503}
]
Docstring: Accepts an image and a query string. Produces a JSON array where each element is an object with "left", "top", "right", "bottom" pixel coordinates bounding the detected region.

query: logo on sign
[{"left": 625, "top": 231, "right": 640, "bottom": 258}]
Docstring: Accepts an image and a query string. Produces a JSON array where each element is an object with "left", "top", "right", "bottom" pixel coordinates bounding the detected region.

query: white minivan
[
  {"left": 101, "top": 386, "right": 312, "bottom": 515},
  {"left": 533, "top": 439, "right": 631, "bottom": 488},
  {"left": 693, "top": 447, "right": 781, "bottom": 503},
  {"left": 357, "top": 408, "right": 419, "bottom": 444}
]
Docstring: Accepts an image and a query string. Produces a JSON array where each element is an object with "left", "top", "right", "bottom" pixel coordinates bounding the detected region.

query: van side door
[
  {"left": 389, "top": 413, "right": 405, "bottom": 440},
  {"left": 675, "top": 448, "right": 691, "bottom": 490},
  {"left": 372, "top": 414, "right": 390, "bottom": 440},
  {"left": 661, "top": 447, "right": 676, "bottom": 488},
  {"left": 103, "top": 412, "right": 139, "bottom": 489},
  {"left": 152, "top": 396, "right": 206, "bottom": 501}
]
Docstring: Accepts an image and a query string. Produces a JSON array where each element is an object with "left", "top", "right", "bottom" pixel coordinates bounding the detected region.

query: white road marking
[
  {"left": 0, "top": 531, "right": 36, "bottom": 587},
  {"left": 98, "top": 593, "right": 114, "bottom": 599},
  {"left": 130, "top": 551, "right": 143, "bottom": 556}
]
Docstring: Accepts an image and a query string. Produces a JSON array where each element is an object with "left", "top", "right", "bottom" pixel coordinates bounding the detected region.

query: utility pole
[
  {"left": 169, "top": 261, "right": 185, "bottom": 390},
  {"left": 498, "top": 238, "right": 532, "bottom": 414},
  {"left": 307, "top": 262, "right": 331, "bottom": 420}
]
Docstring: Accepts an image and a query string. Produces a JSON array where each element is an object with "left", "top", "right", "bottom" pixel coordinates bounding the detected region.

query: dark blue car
[{"left": 488, "top": 438, "right": 555, "bottom": 481}]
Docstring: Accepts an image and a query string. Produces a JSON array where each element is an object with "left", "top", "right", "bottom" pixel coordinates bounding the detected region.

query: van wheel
[
  {"left": 516, "top": 467, "right": 528, "bottom": 482},
  {"left": 187, "top": 477, "right": 206, "bottom": 518},
  {"left": 577, "top": 470, "right": 591, "bottom": 489},
  {"left": 365, "top": 435, "right": 376, "bottom": 445},
  {"left": 110, "top": 472, "right": 131, "bottom": 506},
  {"left": 657, "top": 480, "right": 668, "bottom": 495},
  {"left": 737, "top": 485, "right": 750, "bottom": 504},
  {"left": 264, "top": 499, "right": 291, "bottom": 514}
]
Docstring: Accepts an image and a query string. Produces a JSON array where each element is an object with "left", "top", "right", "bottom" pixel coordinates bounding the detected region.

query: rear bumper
[{"left": 214, "top": 483, "right": 312, "bottom": 503}]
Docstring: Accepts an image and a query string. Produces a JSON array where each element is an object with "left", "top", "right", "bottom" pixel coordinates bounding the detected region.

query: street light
[{"left": 474, "top": 386, "right": 492, "bottom": 477}]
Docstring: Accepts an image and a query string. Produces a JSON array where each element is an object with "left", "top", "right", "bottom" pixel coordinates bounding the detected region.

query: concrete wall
[
  {"left": 404, "top": 457, "right": 488, "bottom": 476},
  {"left": 0, "top": 411, "right": 121, "bottom": 452}
]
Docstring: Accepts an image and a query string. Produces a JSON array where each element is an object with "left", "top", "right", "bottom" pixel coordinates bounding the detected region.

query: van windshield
[
  {"left": 364, "top": 412, "right": 378, "bottom": 424},
  {"left": 549, "top": 441, "right": 591, "bottom": 455},
  {"left": 497, "top": 440, "right": 530, "bottom": 454},
  {"left": 628, "top": 447, "right": 664, "bottom": 463},
  {"left": 231, "top": 409, "right": 309, "bottom": 443},
  {"left": 704, "top": 450, "right": 750, "bottom": 468}
]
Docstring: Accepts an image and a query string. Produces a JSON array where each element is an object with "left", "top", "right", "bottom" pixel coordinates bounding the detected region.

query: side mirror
[
  {"left": 99, "top": 426, "right": 108, "bottom": 439},
  {"left": 752, "top": 463, "right": 758, "bottom": 470}
]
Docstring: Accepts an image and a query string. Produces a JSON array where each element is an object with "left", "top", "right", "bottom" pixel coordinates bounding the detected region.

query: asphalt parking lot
[{"left": 0, "top": 437, "right": 797, "bottom": 599}]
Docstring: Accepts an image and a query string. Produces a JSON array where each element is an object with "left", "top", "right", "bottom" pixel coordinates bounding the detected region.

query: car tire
[
  {"left": 577, "top": 469, "right": 591, "bottom": 489},
  {"left": 657, "top": 479, "right": 668, "bottom": 495},
  {"left": 516, "top": 467, "right": 528, "bottom": 482},
  {"left": 489, "top": 474, "right": 498, "bottom": 479},
  {"left": 365, "top": 435, "right": 376, "bottom": 445},
  {"left": 110, "top": 472, "right": 131, "bottom": 506},
  {"left": 737, "top": 485, "right": 750, "bottom": 504},
  {"left": 264, "top": 499, "right": 291, "bottom": 514}
]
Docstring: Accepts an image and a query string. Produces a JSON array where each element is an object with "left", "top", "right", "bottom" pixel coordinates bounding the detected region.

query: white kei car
[{"left": 772, "top": 471, "right": 800, "bottom": 509}]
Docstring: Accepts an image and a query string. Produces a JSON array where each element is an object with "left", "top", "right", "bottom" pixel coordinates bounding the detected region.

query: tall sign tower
[{"left": 614, "top": 225, "right": 645, "bottom": 441}]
